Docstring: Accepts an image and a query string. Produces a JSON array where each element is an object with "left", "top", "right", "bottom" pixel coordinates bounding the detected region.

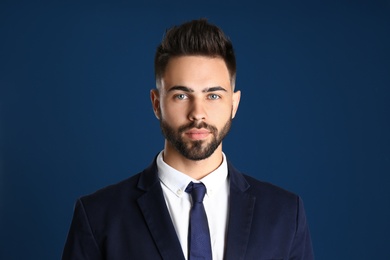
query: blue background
[{"left": 1, "top": 1, "right": 389, "bottom": 259}]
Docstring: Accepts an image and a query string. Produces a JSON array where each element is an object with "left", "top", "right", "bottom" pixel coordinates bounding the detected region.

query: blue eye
[
  {"left": 176, "top": 94, "right": 187, "bottom": 100},
  {"left": 208, "top": 94, "right": 220, "bottom": 100}
]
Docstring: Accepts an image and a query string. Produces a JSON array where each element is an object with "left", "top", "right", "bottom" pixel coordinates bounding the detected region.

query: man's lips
[{"left": 184, "top": 129, "right": 211, "bottom": 140}]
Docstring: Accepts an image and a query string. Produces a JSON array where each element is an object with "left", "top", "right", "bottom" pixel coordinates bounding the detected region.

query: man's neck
[{"left": 162, "top": 143, "right": 224, "bottom": 180}]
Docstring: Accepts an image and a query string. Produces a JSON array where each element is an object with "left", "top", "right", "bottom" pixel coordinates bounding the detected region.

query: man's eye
[
  {"left": 208, "top": 94, "right": 220, "bottom": 100},
  {"left": 175, "top": 94, "right": 187, "bottom": 100}
]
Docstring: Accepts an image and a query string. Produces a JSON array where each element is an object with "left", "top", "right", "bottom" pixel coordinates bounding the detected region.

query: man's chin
[
  {"left": 180, "top": 143, "right": 217, "bottom": 161},
  {"left": 182, "top": 152, "right": 212, "bottom": 161}
]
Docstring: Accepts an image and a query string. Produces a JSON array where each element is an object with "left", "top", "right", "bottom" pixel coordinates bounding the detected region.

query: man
[{"left": 62, "top": 19, "right": 314, "bottom": 259}]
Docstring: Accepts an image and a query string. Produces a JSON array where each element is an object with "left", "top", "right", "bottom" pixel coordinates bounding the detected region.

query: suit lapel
[
  {"left": 224, "top": 162, "right": 256, "bottom": 260},
  {"left": 137, "top": 160, "right": 185, "bottom": 260}
]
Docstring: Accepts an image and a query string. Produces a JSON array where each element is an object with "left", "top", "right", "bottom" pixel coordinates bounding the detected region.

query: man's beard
[{"left": 159, "top": 115, "right": 232, "bottom": 161}]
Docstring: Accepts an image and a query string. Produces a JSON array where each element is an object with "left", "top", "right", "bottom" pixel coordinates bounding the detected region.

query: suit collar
[
  {"left": 137, "top": 158, "right": 186, "bottom": 260},
  {"left": 137, "top": 157, "right": 159, "bottom": 191},
  {"left": 227, "top": 160, "right": 251, "bottom": 192},
  {"left": 225, "top": 161, "right": 256, "bottom": 260}
]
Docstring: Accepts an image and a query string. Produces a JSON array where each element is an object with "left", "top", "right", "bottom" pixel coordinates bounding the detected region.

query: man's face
[{"left": 151, "top": 56, "right": 240, "bottom": 161}]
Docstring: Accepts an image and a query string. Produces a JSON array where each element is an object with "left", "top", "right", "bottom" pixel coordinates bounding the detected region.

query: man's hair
[{"left": 154, "top": 19, "right": 236, "bottom": 89}]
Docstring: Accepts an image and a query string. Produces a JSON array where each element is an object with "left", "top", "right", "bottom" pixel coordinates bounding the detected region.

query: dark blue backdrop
[{"left": 1, "top": 1, "right": 389, "bottom": 259}]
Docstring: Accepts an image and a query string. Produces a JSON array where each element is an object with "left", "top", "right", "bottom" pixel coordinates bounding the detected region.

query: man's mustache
[{"left": 178, "top": 121, "right": 217, "bottom": 133}]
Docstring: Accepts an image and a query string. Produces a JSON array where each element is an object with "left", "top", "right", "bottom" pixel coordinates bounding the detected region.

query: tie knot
[{"left": 185, "top": 182, "right": 207, "bottom": 203}]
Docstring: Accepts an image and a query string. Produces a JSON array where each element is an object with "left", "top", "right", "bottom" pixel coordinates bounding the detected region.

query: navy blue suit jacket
[{"left": 62, "top": 159, "right": 314, "bottom": 259}]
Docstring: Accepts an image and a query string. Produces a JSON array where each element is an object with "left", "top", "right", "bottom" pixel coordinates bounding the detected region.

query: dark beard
[{"left": 160, "top": 116, "right": 232, "bottom": 161}]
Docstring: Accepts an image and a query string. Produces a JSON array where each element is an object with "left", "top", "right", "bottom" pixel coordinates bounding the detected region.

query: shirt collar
[{"left": 156, "top": 151, "right": 228, "bottom": 198}]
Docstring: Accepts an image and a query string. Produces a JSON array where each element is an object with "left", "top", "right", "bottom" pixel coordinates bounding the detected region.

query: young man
[{"left": 63, "top": 19, "right": 314, "bottom": 260}]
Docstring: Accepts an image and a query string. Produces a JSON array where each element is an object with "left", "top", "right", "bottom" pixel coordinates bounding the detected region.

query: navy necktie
[{"left": 185, "top": 182, "right": 212, "bottom": 260}]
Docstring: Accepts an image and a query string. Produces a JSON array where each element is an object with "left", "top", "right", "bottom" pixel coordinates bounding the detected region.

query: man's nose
[{"left": 188, "top": 98, "right": 206, "bottom": 122}]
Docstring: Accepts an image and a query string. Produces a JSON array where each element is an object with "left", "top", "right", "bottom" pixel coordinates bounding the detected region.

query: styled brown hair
[{"left": 154, "top": 19, "right": 236, "bottom": 88}]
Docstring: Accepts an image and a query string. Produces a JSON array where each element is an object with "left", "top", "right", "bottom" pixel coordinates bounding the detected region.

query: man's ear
[
  {"left": 231, "top": 90, "right": 241, "bottom": 119},
  {"left": 150, "top": 89, "right": 161, "bottom": 119}
]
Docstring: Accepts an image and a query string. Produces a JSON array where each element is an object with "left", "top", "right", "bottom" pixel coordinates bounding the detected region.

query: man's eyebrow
[
  {"left": 167, "top": 86, "right": 227, "bottom": 93},
  {"left": 167, "top": 86, "right": 194, "bottom": 92},
  {"left": 203, "top": 86, "right": 227, "bottom": 92}
]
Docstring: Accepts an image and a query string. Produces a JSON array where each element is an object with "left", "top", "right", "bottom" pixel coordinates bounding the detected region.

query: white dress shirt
[{"left": 157, "top": 151, "right": 230, "bottom": 260}]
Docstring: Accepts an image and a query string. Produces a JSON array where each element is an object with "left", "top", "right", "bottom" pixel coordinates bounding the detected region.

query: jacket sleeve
[
  {"left": 289, "top": 196, "right": 315, "bottom": 260},
  {"left": 62, "top": 199, "right": 103, "bottom": 260}
]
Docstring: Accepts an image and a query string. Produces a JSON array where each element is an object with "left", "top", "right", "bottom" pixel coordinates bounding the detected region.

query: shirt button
[
  {"left": 208, "top": 189, "right": 213, "bottom": 196},
  {"left": 177, "top": 189, "right": 183, "bottom": 195}
]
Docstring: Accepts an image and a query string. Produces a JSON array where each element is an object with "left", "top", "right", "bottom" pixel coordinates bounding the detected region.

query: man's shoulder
[
  {"left": 79, "top": 172, "right": 142, "bottom": 206},
  {"left": 79, "top": 158, "right": 158, "bottom": 205},
  {"left": 69, "top": 167, "right": 157, "bottom": 234},
  {"left": 238, "top": 173, "right": 301, "bottom": 212},
  {"left": 243, "top": 174, "right": 297, "bottom": 198},
  {"left": 227, "top": 161, "right": 298, "bottom": 201}
]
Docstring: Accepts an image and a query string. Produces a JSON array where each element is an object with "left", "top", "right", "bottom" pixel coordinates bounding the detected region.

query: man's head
[
  {"left": 151, "top": 19, "right": 240, "bottom": 162},
  {"left": 154, "top": 19, "right": 236, "bottom": 89}
]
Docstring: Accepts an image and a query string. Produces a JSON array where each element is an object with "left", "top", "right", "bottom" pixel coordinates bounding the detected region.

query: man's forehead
[
  {"left": 156, "top": 55, "right": 234, "bottom": 91},
  {"left": 162, "top": 57, "right": 230, "bottom": 82}
]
